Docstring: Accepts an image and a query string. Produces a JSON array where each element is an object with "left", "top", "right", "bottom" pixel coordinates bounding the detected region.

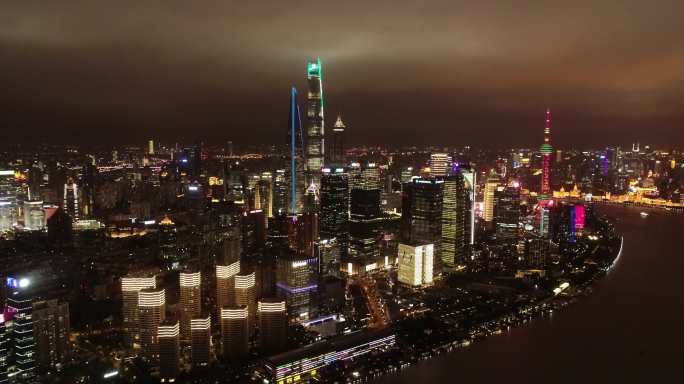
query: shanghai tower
[{"left": 305, "top": 58, "right": 325, "bottom": 187}]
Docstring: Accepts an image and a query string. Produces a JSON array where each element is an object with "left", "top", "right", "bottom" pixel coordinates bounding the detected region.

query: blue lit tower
[
  {"left": 305, "top": 58, "right": 325, "bottom": 187},
  {"left": 288, "top": 87, "right": 305, "bottom": 214}
]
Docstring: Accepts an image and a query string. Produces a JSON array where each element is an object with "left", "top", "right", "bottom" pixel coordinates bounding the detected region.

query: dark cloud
[{"left": 1, "top": 0, "right": 683, "bottom": 148}]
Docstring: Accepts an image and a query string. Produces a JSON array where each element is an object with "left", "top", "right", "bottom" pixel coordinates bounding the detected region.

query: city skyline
[{"left": 2, "top": 1, "right": 683, "bottom": 147}]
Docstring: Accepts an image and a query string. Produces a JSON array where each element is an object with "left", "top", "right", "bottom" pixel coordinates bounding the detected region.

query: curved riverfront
[{"left": 376, "top": 206, "right": 684, "bottom": 383}]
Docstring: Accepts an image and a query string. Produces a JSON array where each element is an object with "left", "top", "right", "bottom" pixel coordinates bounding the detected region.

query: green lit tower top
[{"left": 306, "top": 57, "right": 325, "bottom": 186}]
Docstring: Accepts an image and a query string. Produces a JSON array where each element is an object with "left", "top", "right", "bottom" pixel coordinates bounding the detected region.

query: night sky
[{"left": 2, "top": 1, "right": 683, "bottom": 148}]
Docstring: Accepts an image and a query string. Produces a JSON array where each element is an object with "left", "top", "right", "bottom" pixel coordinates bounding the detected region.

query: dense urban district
[{"left": 1, "top": 60, "right": 683, "bottom": 384}]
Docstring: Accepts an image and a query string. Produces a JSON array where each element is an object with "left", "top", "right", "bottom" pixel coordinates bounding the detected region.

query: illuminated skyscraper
[
  {"left": 63, "top": 181, "right": 79, "bottom": 220},
  {"left": 179, "top": 271, "right": 201, "bottom": 343},
  {"left": 494, "top": 185, "right": 521, "bottom": 238},
  {"left": 320, "top": 168, "right": 349, "bottom": 264},
  {"left": 220, "top": 306, "right": 249, "bottom": 359},
  {"left": 540, "top": 108, "right": 553, "bottom": 197},
  {"left": 441, "top": 174, "right": 467, "bottom": 267},
  {"left": 401, "top": 179, "right": 443, "bottom": 263},
  {"left": 6, "top": 277, "right": 35, "bottom": 381},
  {"left": 329, "top": 116, "right": 345, "bottom": 166},
  {"left": 23, "top": 201, "right": 44, "bottom": 231},
  {"left": 276, "top": 252, "right": 318, "bottom": 318},
  {"left": 460, "top": 167, "right": 477, "bottom": 249},
  {"left": 235, "top": 272, "right": 257, "bottom": 325},
  {"left": 306, "top": 58, "right": 325, "bottom": 186},
  {"left": 398, "top": 243, "right": 434, "bottom": 286},
  {"left": 190, "top": 315, "right": 211, "bottom": 367},
  {"left": 216, "top": 261, "right": 240, "bottom": 309},
  {"left": 121, "top": 275, "right": 156, "bottom": 349},
  {"left": 33, "top": 299, "right": 70, "bottom": 370},
  {"left": 429, "top": 153, "right": 451, "bottom": 177},
  {"left": 148, "top": 140, "right": 155, "bottom": 155},
  {"left": 483, "top": 173, "right": 500, "bottom": 224},
  {"left": 157, "top": 320, "right": 179, "bottom": 383},
  {"left": 257, "top": 299, "right": 287, "bottom": 355},
  {"left": 288, "top": 87, "right": 305, "bottom": 214},
  {"left": 138, "top": 288, "right": 166, "bottom": 361}
]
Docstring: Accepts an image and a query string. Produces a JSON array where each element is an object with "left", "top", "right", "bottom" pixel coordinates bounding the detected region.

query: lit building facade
[
  {"left": 258, "top": 299, "right": 287, "bottom": 355},
  {"left": 328, "top": 116, "right": 345, "bottom": 166},
  {"left": 235, "top": 272, "right": 257, "bottom": 325},
  {"left": 276, "top": 253, "right": 318, "bottom": 319},
  {"left": 216, "top": 261, "right": 240, "bottom": 308},
  {"left": 158, "top": 320, "right": 179, "bottom": 383},
  {"left": 429, "top": 153, "right": 451, "bottom": 177},
  {"left": 540, "top": 108, "right": 553, "bottom": 197},
  {"left": 398, "top": 243, "right": 434, "bottom": 286},
  {"left": 401, "top": 179, "right": 443, "bottom": 264},
  {"left": 6, "top": 277, "right": 35, "bottom": 381},
  {"left": 306, "top": 58, "right": 325, "bottom": 186},
  {"left": 220, "top": 306, "right": 249, "bottom": 359},
  {"left": 32, "top": 299, "right": 70, "bottom": 370},
  {"left": 483, "top": 173, "right": 500, "bottom": 224},
  {"left": 441, "top": 174, "right": 467, "bottom": 267},
  {"left": 179, "top": 271, "right": 201, "bottom": 343},
  {"left": 138, "top": 288, "right": 166, "bottom": 361},
  {"left": 320, "top": 169, "right": 349, "bottom": 264},
  {"left": 121, "top": 275, "right": 156, "bottom": 349},
  {"left": 190, "top": 316, "right": 211, "bottom": 367}
]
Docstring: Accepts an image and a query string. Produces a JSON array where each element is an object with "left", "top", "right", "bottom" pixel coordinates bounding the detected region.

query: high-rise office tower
[
  {"left": 216, "top": 261, "right": 240, "bottom": 308},
  {"left": 234, "top": 272, "right": 257, "bottom": 326},
  {"left": 398, "top": 243, "right": 435, "bottom": 286},
  {"left": 287, "top": 87, "right": 305, "bottom": 214},
  {"left": 276, "top": 252, "right": 318, "bottom": 318},
  {"left": 429, "top": 153, "right": 451, "bottom": 177},
  {"left": 306, "top": 58, "right": 325, "bottom": 187},
  {"left": 62, "top": 181, "right": 79, "bottom": 220},
  {"left": 494, "top": 185, "right": 521, "bottom": 238},
  {"left": 23, "top": 201, "right": 45, "bottom": 231},
  {"left": 157, "top": 320, "right": 179, "bottom": 383},
  {"left": 220, "top": 306, "right": 249, "bottom": 359},
  {"left": 483, "top": 173, "right": 500, "bottom": 224},
  {"left": 0, "top": 314, "right": 7, "bottom": 383},
  {"left": 401, "top": 179, "right": 444, "bottom": 265},
  {"left": 6, "top": 277, "right": 35, "bottom": 381},
  {"left": 190, "top": 315, "right": 211, "bottom": 367},
  {"left": 320, "top": 169, "right": 349, "bottom": 263},
  {"left": 460, "top": 167, "right": 477, "bottom": 250},
  {"left": 242, "top": 210, "right": 266, "bottom": 258},
  {"left": 348, "top": 188, "right": 381, "bottom": 261},
  {"left": 138, "top": 288, "right": 166, "bottom": 361},
  {"left": 32, "top": 299, "right": 70, "bottom": 370},
  {"left": 257, "top": 299, "right": 287, "bottom": 355},
  {"left": 179, "top": 271, "right": 201, "bottom": 343},
  {"left": 441, "top": 174, "right": 467, "bottom": 267},
  {"left": 158, "top": 217, "right": 180, "bottom": 268},
  {"left": 272, "top": 169, "right": 289, "bottom": 215},
  {"left": 329, "top": 116, "right": 345, "bottom": 166},
  {"left": 148, "top": 140, "right": 155, "bottom": 155},
  {"left": 540, "top": 108, "right": 553, "bottom": 197},
  {"left": 121, "top": 275, "right": 156, "bottom": 349}
]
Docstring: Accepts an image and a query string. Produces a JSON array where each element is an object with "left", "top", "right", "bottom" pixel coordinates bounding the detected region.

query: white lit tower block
[
  {"left": 257, "top": 299, "right": 288, "bottom": 355},
  {"left": 216, "top": 261, "right": 240, "bottom": 308},
  {"left": 306, "top": 58, "right": 325, "bottom": 187},
  {"left": 121, "top": 276, "right": 156, "bottom": 349},
  {"left": 138, "top": 288, "right": 166, "bottom": 361},
  {"left": 220, "top": 306, "right": 249, "bottom": 359},
  {"left": 397, "top": 243, "right": 434, "bottom": 287},
  {"left": 190, "top": 316, "right": 212, "bottom": 367},
  {"left": 429, "top": 153, "right": 451, "bottom": 177},
  {"left": 235, "top": 272, "right": 257, "bottom": 328},
  {"left": 179, "top": 271, "right": 201, "bottom": 343},
  {"left": 157, "top": 320, "right": 179, "bottom": 383}
]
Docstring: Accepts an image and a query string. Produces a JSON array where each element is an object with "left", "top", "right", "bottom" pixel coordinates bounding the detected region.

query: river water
[{"left": 376, "top": 206, "right": 684, "bottom": 383}]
